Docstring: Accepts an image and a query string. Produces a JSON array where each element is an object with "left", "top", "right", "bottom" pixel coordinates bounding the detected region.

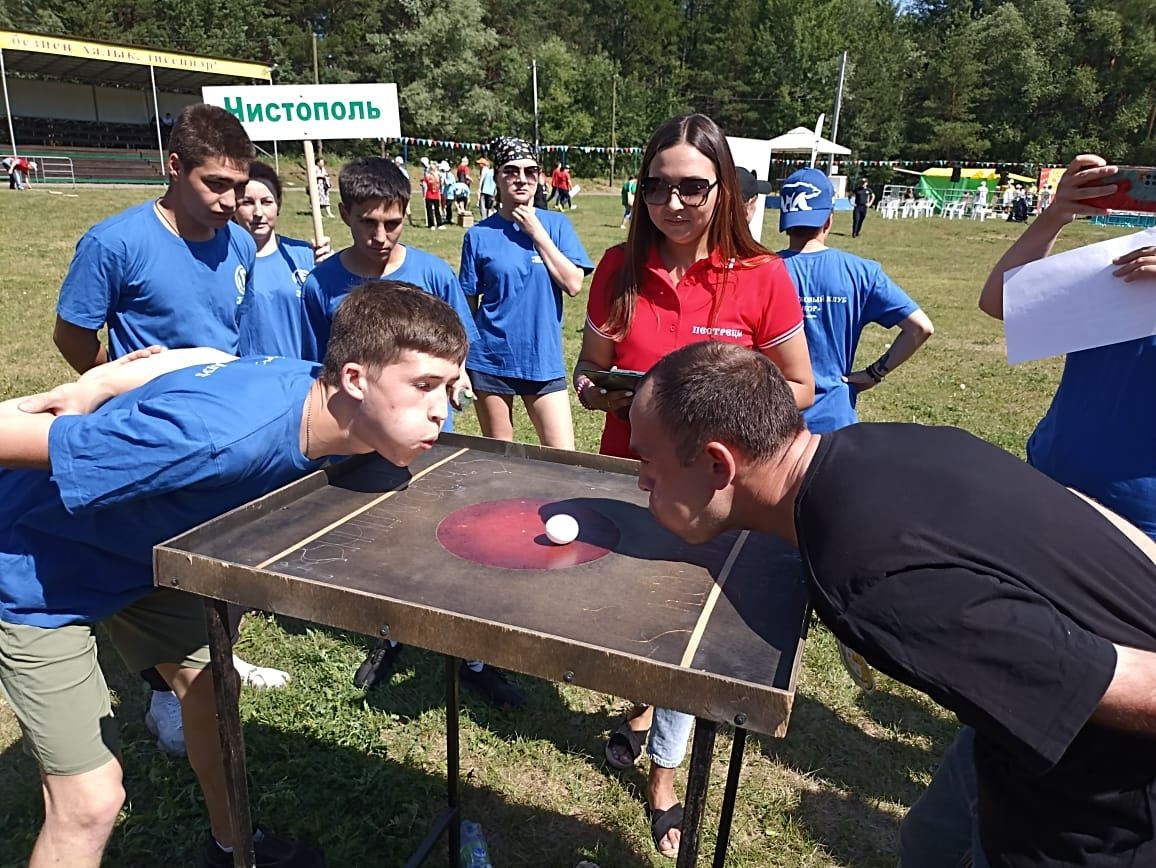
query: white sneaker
[
  {"left": 233, "top": 654, "right": 291, "bottom": 690},
  {"left": 144, "top": 690, "right": 186, "bottom": 755}
]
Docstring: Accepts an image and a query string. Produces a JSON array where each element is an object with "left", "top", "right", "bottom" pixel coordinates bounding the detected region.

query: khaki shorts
[{"left": 0, "top": 588, "right": 211, "bottom": 775}]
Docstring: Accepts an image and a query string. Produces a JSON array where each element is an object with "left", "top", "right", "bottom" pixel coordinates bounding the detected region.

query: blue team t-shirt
[
  {"left": 459, "top": 210, "right": 593, "bottom": 380},
  {"left": 238, "top": 236, "right": 316, "bottom": 357},
  {"left": 299, "top": 245, "right": 478, "bottom": 433},
  {"left": 1027, "top": 337, "right": 1156, "bottom": 539},
  {"left": 300, "top": 245, "right": 479, "bottom": 362},
  {"left": 0, "top": 357, "right": 323, "bottom": 628},
  {"left": 57, "top": 200, "right": 257, "bottom": 357},
  {"left": 779, "top": 247, "right": 918, "bottom": 434}
]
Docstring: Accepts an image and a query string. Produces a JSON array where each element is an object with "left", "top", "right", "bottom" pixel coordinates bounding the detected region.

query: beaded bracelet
[{"left": 575, "top": 376, "right": 597, "bottom": 410}]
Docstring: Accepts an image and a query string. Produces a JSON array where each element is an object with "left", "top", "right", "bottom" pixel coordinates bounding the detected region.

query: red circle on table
[{"left": 436, "top": 498, "right": 620, "bottom": 570}]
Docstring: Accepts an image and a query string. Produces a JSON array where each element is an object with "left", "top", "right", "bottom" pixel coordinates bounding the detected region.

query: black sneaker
[
  {"left": 459, "top": 663, "right": 525, "bottom": 710},
  {"left": 198, "top": 827, "right": 325, "bottom": 868},
  {"left": 353, "top": 641, "right": 405, "bottom": 689}
]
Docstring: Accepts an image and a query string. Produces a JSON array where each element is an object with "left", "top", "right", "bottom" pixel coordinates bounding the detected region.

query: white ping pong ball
[{"left": 545, "top": 513, "right": 580, "bottom": 545}]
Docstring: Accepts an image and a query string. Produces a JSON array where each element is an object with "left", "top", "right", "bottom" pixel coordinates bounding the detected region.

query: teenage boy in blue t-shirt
[
  {"left": 54, "top": 104, "right": 257, "bottom": 368},
  {"left": 777, "top": 168, "right": 934, "bottom": 436},
  {"left": 300, "top": 156, "right": 477, "bottom": 410},
  {"left": 0, "top": 283, "right": 466, "bottom": 868},
  {"left": 298, "top": 157, "right": 521, "bottom": 708},
  {"left": 777, "top": 167, "right": 933, "bottom": 693},
  {"left": 51, "top": 103, "right": 277, "bottom": 755}
]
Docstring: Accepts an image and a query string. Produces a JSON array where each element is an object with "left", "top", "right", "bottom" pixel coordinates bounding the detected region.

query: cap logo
[{"left": 782, "top": 182, "right": 825, "bottom": 212}]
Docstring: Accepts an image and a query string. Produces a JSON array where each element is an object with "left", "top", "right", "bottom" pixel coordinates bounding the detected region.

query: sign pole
[{"left": 302, "top": 139, "right": 325, "bottom": 247}]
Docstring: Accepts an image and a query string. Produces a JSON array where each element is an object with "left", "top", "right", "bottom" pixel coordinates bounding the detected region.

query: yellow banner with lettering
[{"left": 0, "top": 30, "right": 271, "bottom": 80}]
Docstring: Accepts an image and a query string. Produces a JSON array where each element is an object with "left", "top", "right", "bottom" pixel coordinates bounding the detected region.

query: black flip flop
[
  {"left": 649, "top": 803, "right": 684, "bottom": 858},
  {"left": 604, "top": 718, "right": 649, "bottom": 770}
]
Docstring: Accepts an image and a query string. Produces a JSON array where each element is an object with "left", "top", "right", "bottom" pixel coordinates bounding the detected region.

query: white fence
[{"left": 27, "top": 155, "right": 76, "bottom": 185}]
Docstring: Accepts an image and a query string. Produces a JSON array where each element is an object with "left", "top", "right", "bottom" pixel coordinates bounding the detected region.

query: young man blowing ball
[{"left": 0, "top": 283, "right": 466, "bottom": 868}]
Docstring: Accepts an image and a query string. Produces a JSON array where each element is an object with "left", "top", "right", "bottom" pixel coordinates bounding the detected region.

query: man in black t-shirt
[
  {"left": 850, "top": 178, "right": 875, "bottom": 237},
  {"left": 628, "top": 341, "right": 1156, "bottom": 868}
]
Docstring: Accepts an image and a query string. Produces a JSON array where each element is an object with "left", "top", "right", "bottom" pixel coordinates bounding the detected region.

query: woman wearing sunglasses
[
  {"left": 458, "top": 136, "right": 593, "bottom": 447},
  {"left": 574, "top": 113, "right": 813, "bottom": 858}
]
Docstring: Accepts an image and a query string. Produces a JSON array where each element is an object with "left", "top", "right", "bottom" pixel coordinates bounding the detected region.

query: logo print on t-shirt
[
  {"left": 293, "top": 268, "right": 310, "bottom": 288},
  {"left": 234, "top": 265, "right": 248, "bottom": 305}
]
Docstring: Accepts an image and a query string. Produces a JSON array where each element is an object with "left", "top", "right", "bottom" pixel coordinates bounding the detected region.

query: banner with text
[
  {"left": 0, "top": 30, "right": 271, "bottom": 80},
  {"left": 202, "top": 83, "right": 400, "bottom": 141}
]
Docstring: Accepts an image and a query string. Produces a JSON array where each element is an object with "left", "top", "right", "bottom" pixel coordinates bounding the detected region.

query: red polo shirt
[{"left": 586, "top": 244, "right": 803, "bottom": 458}]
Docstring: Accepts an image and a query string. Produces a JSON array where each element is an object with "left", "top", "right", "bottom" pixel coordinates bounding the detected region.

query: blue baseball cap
[{"left": 779, "top": 167, "right": 835, "bottom": 232}]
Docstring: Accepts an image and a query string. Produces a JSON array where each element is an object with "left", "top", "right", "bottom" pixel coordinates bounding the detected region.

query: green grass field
[{"left": 0, "top": 184, "right": 1132, "bottom": 867}]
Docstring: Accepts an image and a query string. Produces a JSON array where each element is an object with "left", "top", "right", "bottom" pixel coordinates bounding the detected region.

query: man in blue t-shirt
[
  {"left": 52, "top": 103, "right": 270, "bottom": 756},
  {"left": 897, "top": 155, "right": 1156, "bottom": 868},
  {"left": 0, "top": 283, "right": 466, "bottom": 868},
  {"left": 777, "top": 168, "right": 934, "bottom": 436}
]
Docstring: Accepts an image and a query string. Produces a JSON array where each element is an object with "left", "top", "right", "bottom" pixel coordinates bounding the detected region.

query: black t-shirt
[
  {"left": 851, "top": 186, "right": 872, "bottom": 207},
  {"left": 795, "top": 423, "right": 1156, "bottom": 867}
]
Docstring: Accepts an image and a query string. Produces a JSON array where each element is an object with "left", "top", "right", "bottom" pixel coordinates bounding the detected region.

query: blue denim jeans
[
  {"left": 898, "top": 727, "right": 990, "bottom": 868},
  {"left": 647, "top": 707, "right": 695, "bottom": 768}
]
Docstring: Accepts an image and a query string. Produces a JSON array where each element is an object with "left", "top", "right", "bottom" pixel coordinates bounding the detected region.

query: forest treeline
[{"left": 3, "top": 0, "right": 1155, "bottom": 168}]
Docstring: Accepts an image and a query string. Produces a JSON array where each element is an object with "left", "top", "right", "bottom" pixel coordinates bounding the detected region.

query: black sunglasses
[{"left": 640, "top": 177, "right": 719, "bottom": 207}]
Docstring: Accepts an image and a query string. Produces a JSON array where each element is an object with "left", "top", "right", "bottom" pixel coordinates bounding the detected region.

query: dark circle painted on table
[{"left": 436, "top": 498, "right": 620, "bottom": 570}]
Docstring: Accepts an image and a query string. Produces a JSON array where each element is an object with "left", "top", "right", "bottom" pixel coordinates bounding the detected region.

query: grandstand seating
[
  {"left": 8, "top": 116, "right": 165, "bottom": 182},
  {"left": 12, "top": 115, "right": 160, "bottom": 151},
  {"left": 8, "top": 116, "right": 167, "bottom": 182}
]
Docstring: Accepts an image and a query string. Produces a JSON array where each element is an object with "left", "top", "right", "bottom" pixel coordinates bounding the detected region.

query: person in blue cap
[{"left": 777, "top": 166, "right": 934, "bottom": 687}]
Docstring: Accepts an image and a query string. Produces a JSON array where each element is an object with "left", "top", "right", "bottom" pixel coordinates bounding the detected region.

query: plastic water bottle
[{"left": 459, "top": 820, "right": 493, "bottom": 867}]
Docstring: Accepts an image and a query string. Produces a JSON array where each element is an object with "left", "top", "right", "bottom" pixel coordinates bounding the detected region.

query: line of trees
[{"left": 3, "top": 0, "right": 1155, "bottom": 169}]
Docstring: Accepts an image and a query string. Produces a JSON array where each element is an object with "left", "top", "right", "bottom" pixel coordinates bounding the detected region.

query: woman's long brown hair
[{"left": 602, "top": 113, "right": 771, "bottom": 339}]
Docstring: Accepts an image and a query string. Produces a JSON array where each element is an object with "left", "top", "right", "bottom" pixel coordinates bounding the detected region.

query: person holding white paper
[{"left": 898, "top": 155, "right": 1156, "bottom": 868}]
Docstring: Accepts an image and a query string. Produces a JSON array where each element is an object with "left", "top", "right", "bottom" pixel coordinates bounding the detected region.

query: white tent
[{"left": 767, "top": 126, "right": 851, "bottom": 156}]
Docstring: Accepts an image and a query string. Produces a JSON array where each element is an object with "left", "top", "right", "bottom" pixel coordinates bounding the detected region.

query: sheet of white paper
[{"left": 1003, "top": 227, "right": 1156, "bottom": 364}]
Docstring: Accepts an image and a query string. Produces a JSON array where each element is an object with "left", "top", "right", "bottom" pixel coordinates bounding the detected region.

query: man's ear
[
  {"left": 704, "top": 441, "right": 738, "bottom": 491},
  {"left": 341, "top": 362, "right": 368, "bottom": 401},
  {"left": 166, "top": 153, "right": 182, "bottom": 183}
]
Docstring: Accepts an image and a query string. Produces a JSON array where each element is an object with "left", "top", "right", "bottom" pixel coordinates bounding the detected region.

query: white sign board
[
  {"left": 1003, "top": 227, "right": 1156, "bottom": 364},
  {"left": 726, "top": 136, "right": 774, "bottom": 243},
  {"left": 201, "top": 83, "right": 400, "bottom": 141}
]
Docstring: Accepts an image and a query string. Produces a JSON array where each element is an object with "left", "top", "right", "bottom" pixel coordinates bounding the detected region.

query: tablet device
[{"left": 584, "top": 368, "right": 646, "bottom": 391}]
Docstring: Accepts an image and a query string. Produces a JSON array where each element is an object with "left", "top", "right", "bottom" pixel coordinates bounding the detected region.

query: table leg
[
  {"left": 402, "top": 657, "right": 462, "bottom": 868},
  {"left": 677, "top": 718, "right": 718, "bottom": 868},
  {"left": 446, "top": 656, "right": 461, "bottom": 867},
  {"left": 712, "top": 728, "right": 747, "bottom": 868},
  {"left": 204, "top": 598, "right": 255, "bottom": 868}
]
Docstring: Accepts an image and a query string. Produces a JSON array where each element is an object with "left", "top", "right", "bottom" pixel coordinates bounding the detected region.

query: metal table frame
[
  {"left": 204, "top": 596, "right": 749, "bottom": 868},
  {"left": 159, "top": 434, "right": 803, "bottom": 867}
]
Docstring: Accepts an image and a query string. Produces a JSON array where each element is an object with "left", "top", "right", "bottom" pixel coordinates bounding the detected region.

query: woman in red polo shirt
[{"left": 573, "top": 113, "right": 813, "bottom": 858}]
